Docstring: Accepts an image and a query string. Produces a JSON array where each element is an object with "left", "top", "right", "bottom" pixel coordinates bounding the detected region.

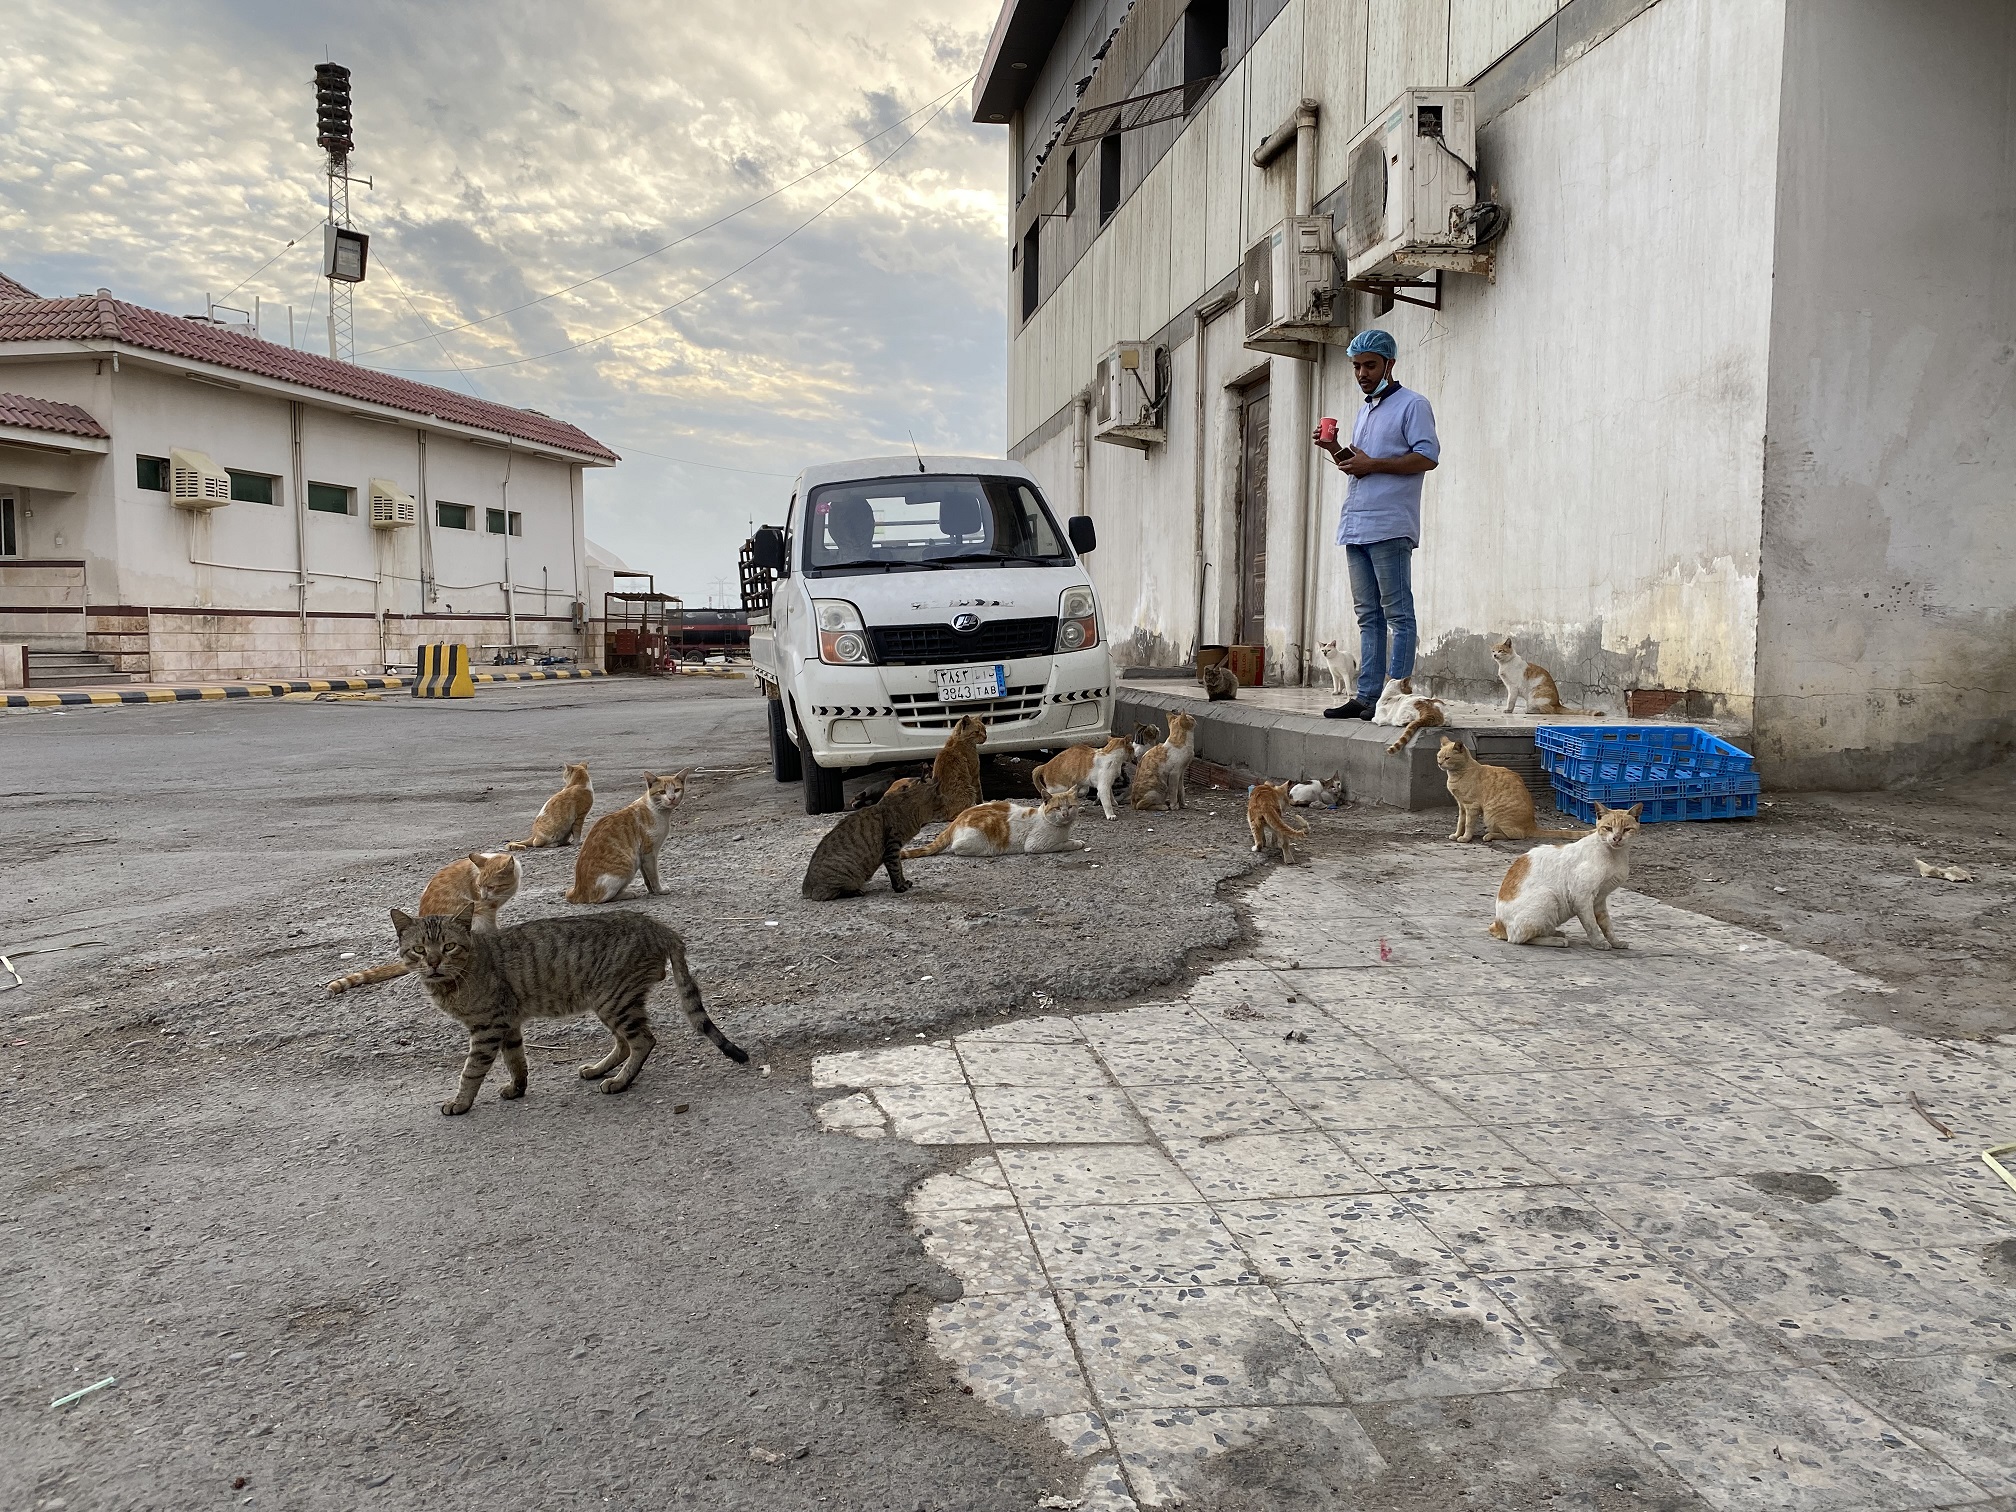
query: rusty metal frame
[
  {"left": 1060, "top": 76, "right": 1218, "bottom": 147},
  {"left": 1344, "top": 270, "right": 1443, "bottom": 315}
]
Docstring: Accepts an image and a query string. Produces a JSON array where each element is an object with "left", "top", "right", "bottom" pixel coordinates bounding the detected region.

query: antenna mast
[{"left": 313, "top": 62, "right": 371, "bottom": 361}]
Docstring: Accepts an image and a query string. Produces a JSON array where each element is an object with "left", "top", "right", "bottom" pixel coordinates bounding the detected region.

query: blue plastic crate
[
  {"left": 1539, "top": 754, "right": 1762, "bottom": 799},
  {"left": 1551, "top": 785, "right": 1758, "bottom": 824},
  {"left": 1533, "top": 724, "right": 1755, "bottom": 776}
]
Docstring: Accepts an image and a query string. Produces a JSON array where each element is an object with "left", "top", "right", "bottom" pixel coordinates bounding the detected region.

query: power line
[
  {"left": 368, "top": 92, "right": 958, "bottom": 375},
  {"left": 355, "top": 76, "right": 973, "bottom": 358},
  {"left": 215, "top": 215, "right": 327, "bottom": 304},
  {"left": 369, "top": 251, "right": 484, "bottom": 398}
]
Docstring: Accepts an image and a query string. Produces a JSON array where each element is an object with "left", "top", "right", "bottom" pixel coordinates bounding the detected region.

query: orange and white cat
[
  {"left": 1246, "top": 781, "right": 1309, "bottom": 863},
  {"left": 1032, "top": 735, "right": 1131, "bottom": 820},
  {"left": 1130, "top": 710, "right": 1196, "bottom": 811},
  {"left": 1437, "top": 738, "right": 1582, "bottom": 843},
  {"left": 900, "top": 792, "right": 1086, "bottom": 858},
  {"left": 327, "top": 851, "right": 520, "bottom": 993},
  {"left": 506, "top": 762, "right": 594, "bottom": 850},
  {"left": 1373, "top": 678, "right": 1446, "bottom": 754},
  {"left": 566, "top": 770, "right": 689, "bottom": 904},
  {"left": 1492, "top": 638, "right": 1603, "bottom": 716},
  {"left": 1490, "top": 802, "right": 1642, "bottom": 947}
]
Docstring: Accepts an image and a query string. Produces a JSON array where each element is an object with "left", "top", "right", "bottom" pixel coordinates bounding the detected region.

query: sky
[{"left": 0, "top": 0, "right": 1011, "bottom": 604}]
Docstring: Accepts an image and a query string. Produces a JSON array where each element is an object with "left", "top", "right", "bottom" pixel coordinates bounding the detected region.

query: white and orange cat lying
[
  {"left": 1492, "top": 638, "right": 1603, "bottom": 716},
  {"left": 1490, "top": 801, "right": 1641, "bottom": 947},
  {"left": 507, "top": 761, "right": 593, "bottom": 850},
  {"left": 567, "top": 770, "right": 689, "bottom": 904},
  {"left": 900, "top": 793, "right": 1086, "bottom": 858},
  {"left": 1372, "top": 678, "right": 1445, "bottom": 754},
  {"left": 1033, "top": 735, "right": 1130, "bottom": 820},
  {"left": 327, "top": 851, "right": 520, "bottom": 993}
]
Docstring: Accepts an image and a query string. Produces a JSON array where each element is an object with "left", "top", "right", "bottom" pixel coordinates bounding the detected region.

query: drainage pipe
[
  {"left": 1071, "top": 389, "right": 1090, "bottom": 522},
  {"left": 290, "top": 401, "right": 310, "bottom": 677},
  {"left": 1190, "top": 289, "right": 1238, "bottom": 660}
]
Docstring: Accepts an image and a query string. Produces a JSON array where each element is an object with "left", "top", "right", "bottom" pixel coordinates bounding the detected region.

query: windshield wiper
[
  {"left": 815, "top": 558, "right": 931, "bottom": 573},
  {"left": 922, "top": 551, "right": 1034, "bottom": 567}
]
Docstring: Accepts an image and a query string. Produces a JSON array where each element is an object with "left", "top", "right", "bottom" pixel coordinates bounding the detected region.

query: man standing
[{"left": 1311, "top": 328, "right": 1439, "bottom": 719}]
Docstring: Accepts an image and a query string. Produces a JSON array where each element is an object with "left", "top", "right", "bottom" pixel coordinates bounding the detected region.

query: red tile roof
[
  {"left": 0, "top": 390, "right": 110, "bottom": 439},
  {"left": 0, "top": 292, "right": 617, "bottom": 462},
  {"left": 0, "top": 271, "right": 39, "bottom": 301}
]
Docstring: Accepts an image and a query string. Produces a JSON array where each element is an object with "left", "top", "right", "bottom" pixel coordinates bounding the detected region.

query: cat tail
[
  {"left": 505, "top": 833, "right": 538, "bottom": 851},
  {"left": 327, "top": 959, "right": 408, "bottom": 994},
  {"left": 653, "top": 922, "right": 749, "bottom": 1064},
  {"left": 1386, "top": 712, "right": 1438, "bottom": 755},
  {"left": 899, "top": 825, "right": 959, "bottom": 860},
  {"left": 1278, "top": 809, "right": 1311, "bottom": 836}
]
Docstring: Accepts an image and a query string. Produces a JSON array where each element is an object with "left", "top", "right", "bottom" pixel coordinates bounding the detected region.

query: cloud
[{"left": 0, "top": 0, "right": 1011, "bottom": 603}]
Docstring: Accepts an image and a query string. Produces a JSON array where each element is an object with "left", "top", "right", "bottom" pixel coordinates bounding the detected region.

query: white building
[
  {"left": 978, "top": 0, "right": 2016, "bottom": 786},
  {"left": 0, "top": 272, "right": 618, "bottom": 684}
]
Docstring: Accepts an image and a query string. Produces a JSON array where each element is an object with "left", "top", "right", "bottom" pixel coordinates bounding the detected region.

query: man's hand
[{"left": 1339, "top": 450, "right": 1381, "bottom": 478}]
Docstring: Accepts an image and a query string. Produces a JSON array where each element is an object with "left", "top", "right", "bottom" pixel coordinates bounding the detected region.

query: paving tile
[
  {"left": 1660, "top": 1111, "right": 1881, "bottom": 1177},
  {"left": 1090, "top": 1033, "right": 1260, "bottom": 1085},
  {"left": 907, "top": 1154, "right": 1014, "bottom": 1213},
  {"left": 1130, "top": 1081, "right": 1318, "bottom": 1140},
  {"left": 1495, "top": 1024, "right": 1669, "bottom": 1069},
  {"left": 957, "top": 1040, "right": 1112, "bottom": 1087},
  {"left": 1333, "top": 1123, "right": 1556, "bottom": 1193},
  {"left": 1607, "top": 1368, "right": 1986, "bottom": 1512},
  {"left": 1278, "top": 1272, "right": 1563, "bottom": 1402},
  {"left": 1581, "top": 1176, "right": 1848, "bottom": 1263},
  {"left": 1695, "top": 1247, "right": 2015, "bottom": 1360},
  {"left": 974, "top": 1086, "right": 1150, "bottom": 1144},
  {"left": 871, "top": 1083, "right": 986, "bottom": 1144},
  {"left": 1285, "top": 1076, "right": 1470, "bottom": 1132},
  {"left": 927, "top": 1291, "right": 1092, "bottom": 1418},
  {"left": 996, "top": 1144, "right": 1201, "bottom": 1207},
  {"left": 1823, "top": 1352, "right": 2016, "bottom": 1496},
  {"left": 1230, "top": 1031, "right": 1405, "bottom": 1082},
  {"left": 917, "top": 1208, "right": 1049, "bottom": 1295},
  {"left": 811, "top": 1041, "right": 963, "bottom": 1087},
  {"left": 1216, "top": 1195, "right": 1457, "bottom": 1282},
  {"left": 955, "top": 1016, "right": 1088, "bottom": 1045},
  {"left": 1023, "top": 1203, "right": 1259, "bottom": 1288},
  {"left": 1068, "top": 1285, "right": 1338, "bottom": 1409},
  {"left": 1425, "top": 1069, "right": 1653, "bottom": 1124},
  {"left": 1104, "top": 1404, "right": 1386, "bottom": 1508},
  {"left": 1067, "top": 1456, "right": 1140, "bottom": 1512},
  {"left": 813, "top": 1090, "right": 887, "bottom": 1138},
  {"left": 1210, "top": 997, "right": 1364, "bottom": 1039},
  {"left": 1073, "top": 1005, "right": 1225, "bottom": 1043},
  {"left": 1801, "top": 1098, "right": 2015, "bottom": 1166},
  {"left": 1798, "top": 1166, "right": 2016, "bottom": 1250},
  {"left": 1361, "top": 1030, "right": 1542, "bottom": 1078},
  {"left": 1484, "top": 1264, "right": 1791, "bottom": 1378},
  {"left": 1043, "top": 1409, "right": 1113, "bottom": 1459},
  {"left": 1162, "top": 1132, "right": 1384, "bottom": 1201},
  {"left": 1408, "top": 1186, "right": 1657, "bottom": 1271},
  {"left": 1505, "top": 1118, "right": 1746, "bottom": 1184},
  {"left": 1363, "top": 1389, "right": 1709, "bottom": 1510}
]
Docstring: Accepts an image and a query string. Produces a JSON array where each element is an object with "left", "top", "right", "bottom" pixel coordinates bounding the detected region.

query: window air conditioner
[
  {"left": 1341, "top": 88, "right": 1497, "bottom": 283},
  {"left": 1092, "top": 341, "right": 1167, "bottom": 450},
  {"left": 1241, "top": 215, "right": 1343, "bottom": 358},
  {"left": 368, "top": 478, "right": 418, "bottom": 529},
  {"left": 168, "top": 448, "right": 232, "bottom": 509}
]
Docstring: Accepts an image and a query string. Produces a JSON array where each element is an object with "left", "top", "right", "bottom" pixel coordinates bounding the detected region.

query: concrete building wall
[{"left": 1754, "top": 0, "right": 2016, "bottom": 785}]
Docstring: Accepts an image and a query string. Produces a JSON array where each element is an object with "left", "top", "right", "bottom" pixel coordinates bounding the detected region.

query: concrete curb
[
  {"left": 3, "top": 677, "right": 407, "bottom": 709},
  {"left": 470, "top": 668, "right": 606, "bottom": 683}
]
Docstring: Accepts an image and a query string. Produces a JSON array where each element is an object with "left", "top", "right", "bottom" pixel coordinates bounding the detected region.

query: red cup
[{"left": 1317, "top": 417, "right": 1338, "bottom": 445}]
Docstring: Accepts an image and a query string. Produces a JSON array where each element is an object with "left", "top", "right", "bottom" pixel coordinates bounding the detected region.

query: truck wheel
[
  {"left": 799, "top": 732, "right": 846, "bottom": 815},
  {"left": 768, "top": 697, "right": 802, "bottom": 783}
]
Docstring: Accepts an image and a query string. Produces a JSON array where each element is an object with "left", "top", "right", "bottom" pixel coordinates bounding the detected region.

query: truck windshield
[{"left": 802, "top": 475, "right": 1071, "bottom": 575}]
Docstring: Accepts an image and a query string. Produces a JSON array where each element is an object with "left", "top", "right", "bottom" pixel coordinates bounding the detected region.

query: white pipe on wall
[{"left": 290, "top": 401, "right": 310, "bottom": 676}]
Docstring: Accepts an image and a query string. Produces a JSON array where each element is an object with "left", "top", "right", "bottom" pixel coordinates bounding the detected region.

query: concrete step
[{"left": 26, "top": 650, "right": 141, "bottom": 687}]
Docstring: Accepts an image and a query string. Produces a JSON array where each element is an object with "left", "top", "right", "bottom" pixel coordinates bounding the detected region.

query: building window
[
  {"left": 228, "top": 470, "right": 277, "bottom": 505},
  {"left": 508, "top": 511, "right": 522, "bottom": 537},
  {"left": 1099, "top": 133, "right": 1122, "bottom": 224},
  {"left": 437, "top": 501, "right": 473, "bottom": 530},
  {"left": 1021, "top": 224, "right": 1040, "bottom": 322},
  {"left": 1182, "top": 0, "right": 1229, "bottom": 90},
  {"left": 487, "top": 507, "right": 507, "bottom": 534},
  {"left": 307, "top": 483, "right": 354, "bottom": 515},
  {"left": 1065, "top": 151, "right": 1078, "bottom": 215},
  {"left": 1, "top": 497, "right": 16, "bottom": 557},
  {"left": 136, "top": 455, "right": 169, "bottom": 492}
]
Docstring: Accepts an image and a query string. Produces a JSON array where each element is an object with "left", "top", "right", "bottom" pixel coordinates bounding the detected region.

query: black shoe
[{"left": 1325, "top": 699, "right": 1372, "bottom": 720}]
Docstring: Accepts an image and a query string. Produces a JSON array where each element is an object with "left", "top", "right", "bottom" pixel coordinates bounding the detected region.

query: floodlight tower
[{"left": 313, "top": 62, "right": 370, "bottom": 360}]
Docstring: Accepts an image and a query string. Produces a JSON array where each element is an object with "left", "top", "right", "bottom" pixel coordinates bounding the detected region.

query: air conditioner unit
[
  {"left": 368, "top": 478, "right": 418, "bottom": 529},
  {"left": 1241, "top": 215, "right": 1343, "bottom": 358},
  {"left": 168, "top": 448, "right": 232, "bottom": 509},
  {"left": 1092, "top": 341, "right": 1167, "bottom": 450},
  {"left": 1341, "top": 88, "right": 1494, "bottom": 284}
]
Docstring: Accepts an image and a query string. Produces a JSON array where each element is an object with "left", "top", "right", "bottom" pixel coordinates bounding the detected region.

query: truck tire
[
  {"left": 768, "top": 696, "right": 802, "bottom": 783},
  {"left": 800, "top": 732, "right": 846, "bottom": 815}
]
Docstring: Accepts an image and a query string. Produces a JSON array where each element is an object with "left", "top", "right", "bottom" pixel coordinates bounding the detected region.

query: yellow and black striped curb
[
  {"left": 3, "top": 677, "right": 405, "bottom": 709},
  {"left": 471, "top": 668, "right": 606, "bottom": 683}
]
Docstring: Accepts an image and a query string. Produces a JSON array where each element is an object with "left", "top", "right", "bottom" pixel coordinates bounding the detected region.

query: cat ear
[
  {"left": 1627, "top": 803, "right": 1643, "bottom": 819},
  {"left": 468, "top": 852, "right": 486, "bottom": 867},
  {"left": 642, "top": 771, "right": 658, "bottom": 785},
  {"left": 391, "top": 908, "right": 416, "bottom": 936},
  {"left": 672, "top": 767, "right": 692, "bottom": 782},
  {"left": 1593, "top": 801, "right": 1610, "bottom": 816},
  {"left": 450, "top": 903, "right": 476, "bottom": 926}
]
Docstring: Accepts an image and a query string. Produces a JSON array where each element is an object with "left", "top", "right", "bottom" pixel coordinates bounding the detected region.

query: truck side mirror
[
  {"left": 750, "top": 526, "right": 786, "bottom": 573},
  {"left": 1068, "top": 516, "right": 1097, "bottom": 554}
]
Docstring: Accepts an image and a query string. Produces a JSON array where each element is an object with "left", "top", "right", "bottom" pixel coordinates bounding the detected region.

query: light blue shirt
[{"left": 1336, "top": 383, "right": 1439, "bottom": 548}]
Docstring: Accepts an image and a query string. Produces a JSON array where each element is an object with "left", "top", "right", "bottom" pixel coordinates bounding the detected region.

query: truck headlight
[
  {"left": 813, "top": 599, "right": 873, "bottom": 665},
  {"left": 1056, "top": 587, "right": 1098, "bottom": 653}
]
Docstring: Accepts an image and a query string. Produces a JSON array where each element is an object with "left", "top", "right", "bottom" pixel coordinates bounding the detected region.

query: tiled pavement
[{"left": 813, "top": 845, "right": 2016, "bottom": 1511}]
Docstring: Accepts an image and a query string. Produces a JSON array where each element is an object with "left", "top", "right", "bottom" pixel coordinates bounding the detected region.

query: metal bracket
[{"left": 1344, "top": 270, "right": 1442, "bottom": 315}]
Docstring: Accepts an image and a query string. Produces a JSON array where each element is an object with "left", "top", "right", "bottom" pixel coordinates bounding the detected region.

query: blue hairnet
[{"left": 1346, "top": 328, "right": 1398, "bottom": 360}]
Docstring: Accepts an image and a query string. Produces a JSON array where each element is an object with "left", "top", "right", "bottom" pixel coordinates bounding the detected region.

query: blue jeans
[{"left": 1344, "top": 538, "right": 1416, "bottom": 704}]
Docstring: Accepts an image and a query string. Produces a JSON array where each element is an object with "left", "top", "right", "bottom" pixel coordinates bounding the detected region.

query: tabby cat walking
[{"left": 389, "top": 907, "right": 747, "bottom": 1114}]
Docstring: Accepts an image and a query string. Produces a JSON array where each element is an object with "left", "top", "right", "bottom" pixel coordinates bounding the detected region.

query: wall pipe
[
  {"left": 289, "top": 400, "right": 310, "bottom": 676},
  {"left": 1071, "top": 389, "right": 1091, "bottom": 522},
  {"left": 502, "top": 444, "right": 517, "bottom": 645},
  {"left": 1191, "top": 289, "right": 1238, "bottom": 659}
]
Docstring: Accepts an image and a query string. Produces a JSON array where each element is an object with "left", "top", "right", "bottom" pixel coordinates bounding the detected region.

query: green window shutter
[
  {"left": 486, "top": 508, "right": 507, "bottom": 534},
  {"left": 228, "top": 470, "right": 275, "bottom": 505},
  {"left": 308, "top": 483, "right": 352, "bottom": 514},
  {"left": 437, "top": 502, "right": 471, "bottom": 530},
  {"left": 136, "top": 456, "right": 169, "bottom": 491}
]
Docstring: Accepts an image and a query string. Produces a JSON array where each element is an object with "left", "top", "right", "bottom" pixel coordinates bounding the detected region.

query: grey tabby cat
[
  {"left": 390, "top": 906, "right": 748, "bottom": 1115},
  {"left": 801, "top": 777, "right": 943, "bottom": 900}
]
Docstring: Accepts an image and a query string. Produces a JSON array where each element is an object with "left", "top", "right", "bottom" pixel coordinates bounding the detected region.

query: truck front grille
[
  {"left": 869, "top": 617, "right": 1058, "bottom": 666},
  {"left": 890, "top": 685, "right": 1048, "bottom": 731}
]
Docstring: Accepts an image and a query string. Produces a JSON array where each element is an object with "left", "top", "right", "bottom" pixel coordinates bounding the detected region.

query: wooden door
[{"left": 1236, "top": 384, "right": 1270, "bottom": 646}]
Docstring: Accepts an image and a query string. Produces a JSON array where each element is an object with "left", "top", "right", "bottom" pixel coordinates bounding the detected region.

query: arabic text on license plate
[{"left": 937, "top": 664, "right": 1005, "bottom": 702}]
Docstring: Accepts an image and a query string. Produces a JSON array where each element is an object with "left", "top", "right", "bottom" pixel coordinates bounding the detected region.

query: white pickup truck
[{"left": 747, "top": 455, "right": 1115, "bottom": 812}]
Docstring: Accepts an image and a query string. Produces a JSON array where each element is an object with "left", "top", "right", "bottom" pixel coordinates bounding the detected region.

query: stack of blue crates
[{"left": 1534, "top": 725, "right": 1760, "bottom": 823}]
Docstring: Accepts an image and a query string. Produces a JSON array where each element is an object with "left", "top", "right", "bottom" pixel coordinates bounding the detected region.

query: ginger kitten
[
  {"left": 1246, "top": 781, "right": 1309, "bottom": 863},
  {"left": 1437, "top": 738, "right": 1583, "bottom": 844},
  {"left": 507, "top": 762, "right": 593, "bottom": 850},
  {"left": 328, "top": 851, "right": 521, "bottom": 993},
  {"left": 566, "top": 770, "right": 689, "bottom": 904},
  {"left": 1490, "top": 802, "right": 1642, "bottom": 948}
]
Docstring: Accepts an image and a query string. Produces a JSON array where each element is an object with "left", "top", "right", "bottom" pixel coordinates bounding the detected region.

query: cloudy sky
[{"left": 0, "top": 0, "right": 1009, "bottom": 603}]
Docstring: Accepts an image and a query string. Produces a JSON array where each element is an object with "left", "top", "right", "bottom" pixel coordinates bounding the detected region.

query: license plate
[{"left": 937, "top": 664, "right": 1006, "bottom": 702}]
